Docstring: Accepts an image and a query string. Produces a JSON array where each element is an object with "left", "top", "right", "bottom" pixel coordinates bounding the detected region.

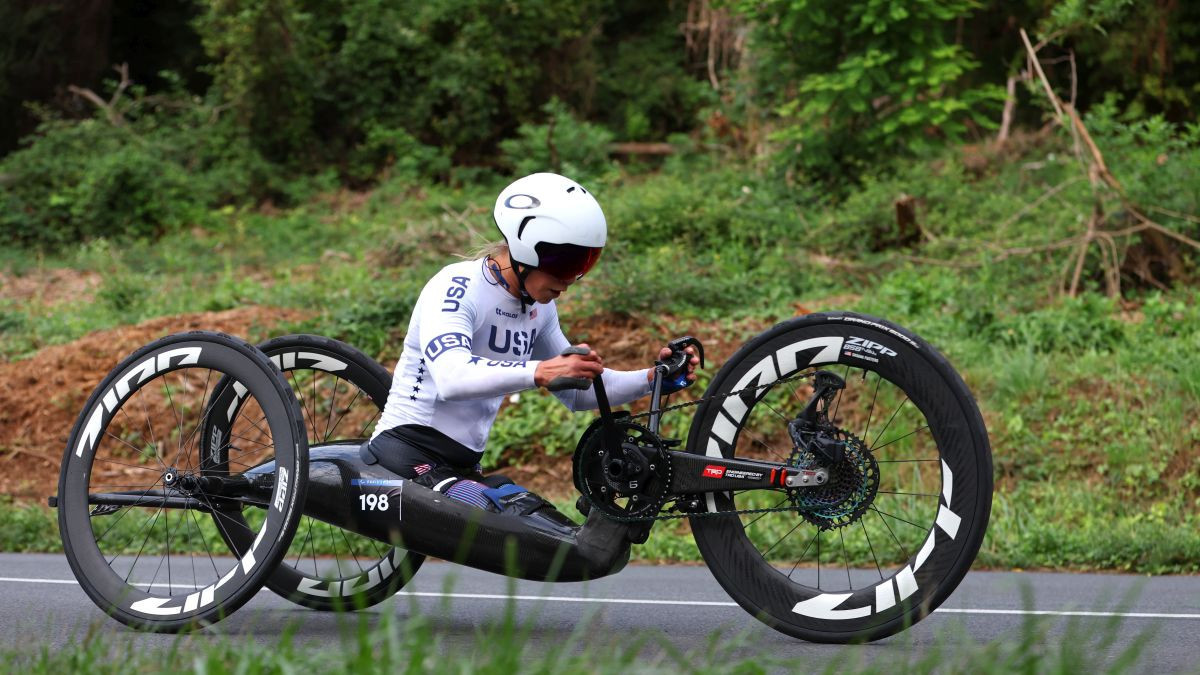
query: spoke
[
  {"left": 877, "top": 458, "right": 939, "bottom": 463},
  {"left": 182, "top": 508, "right": 201, "bottom": 590},
  {"left": 146, "top": 513, "right": 169, "bottom": 595},
  {"left": 328, "top": 521, "right": 345, "bottom": 578},
  {"left": 870, "top": 396, "right": 910, "bottom": 449},
  {"left": 116, "top": 404, "right": 163, "bottom": 471},
  {"left": 178, "top": 368, "right": 216, "bottom": 473},
  {"left": 324, "top": 389, "right": 364, "bottom": 441},
  {"left": 162, "top": 374, "right": 186, "bottom": 469},
  {"left": 91, "top": 455, "right": 160, "bottom": 472},
  {"left": 873, "top": 425, "right": 931, "bottom": 452},
  {"left": 136, "top": 386, "right": 164, "bottom": 470},
  {"left": 816, "top": 529, "right": 821, "bottom": 588},
  {"left": 188, "top": 506, "right": 221, "bottom": 579},
  {"left": 308, "top": 517, "right": 320, "bottom": 577},
  {"left": 739, "top": 496, "right": 792, "bottom": 530},
  {"left": 356, "top": 409, "right": 382, "bottom": 439},
  {"left": 216, "top": 456, "right": 263, "bottom": 471},
  {"left": 339, "top": 527, "right": 366, "bottom": 574},
  {"left": 862, "top": 372, "right": 882, "bottom": 442},
  {"left": 759, "top": 398, "right": 790, "bottom": 424},
  {"left": 311, "top": 370, "right": 321, "bottom": 441},
  {"left": 871, "top": 506, "right": 926, "bottom": 531},
  {"left": 874, "top": 507, "right": 909, "bottom": 560},
  {"left": 322, "top": 375, "right": 341, "bottom": 444},
  {"left": 877, "top": 490, "right": 940, "bottom": 498},
  {"left": 859, "top": 518, "right": 884, "bottom": 581},
  {"left": 289, "top": 371, "right": 321, "bottom": 442},
  {"left": 170, "top": 379, "right": 233, "bottom": 473},
  {"left": 742, "top": 426, "right": 789, "bottom": 463},
  {"left": 124, "top": 504, "right": 165, "bottom": 583},
  {"left": 830, "top": 365, "right": 851, "bottom": 423},
  {"left": 95, "top": 478, "right": 164, "bottom": 548},
  {"left": 293, "top": 518, "right": 316, "bottom": 570},
  {"left": 103, "top": 427, "right": 160, "bottom": 467},
  {"left": 786, "top": 531, "right": 819, "bottom": 580},
  {"left": 234, "top": 408, "right": 273, "bottom": 449},
  {"left": 839, "top": 528, "right": 851, "bottom": 590},
  {"left": 226, "top": 432, "right": 273, "bottom": 450},
  {"left": 760, "top": 520, "right": 803, "bottom": 561}
]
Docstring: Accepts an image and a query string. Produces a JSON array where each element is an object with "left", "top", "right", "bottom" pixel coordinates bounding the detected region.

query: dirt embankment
[
  {"left": 0, "top": 307, "right": 306, "bottom": 499},
  {"left": 0, "top": 305, "right": 798, "bottom": 501}
]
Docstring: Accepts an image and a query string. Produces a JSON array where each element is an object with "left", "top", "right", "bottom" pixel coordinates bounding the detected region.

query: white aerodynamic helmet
[{"left": 493, "top": 172, "right": 606, "bottom": 280}]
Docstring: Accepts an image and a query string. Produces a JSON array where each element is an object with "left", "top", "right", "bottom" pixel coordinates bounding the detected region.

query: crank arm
[{"left": 666, "top": 451, "right": 828, "bottom": 494}]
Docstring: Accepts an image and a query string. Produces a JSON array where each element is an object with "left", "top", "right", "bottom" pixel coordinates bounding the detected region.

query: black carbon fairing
[{"left": 249, "top": 443, "right": 633, "bottom": 582}]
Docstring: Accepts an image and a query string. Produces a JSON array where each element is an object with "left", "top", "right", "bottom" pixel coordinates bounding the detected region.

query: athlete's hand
[
  {"left": 649, "top": 345, "right": 700, "bottom": 386},
  {"left": 535, "top": 344, "right": 604, "bottom": 387}
]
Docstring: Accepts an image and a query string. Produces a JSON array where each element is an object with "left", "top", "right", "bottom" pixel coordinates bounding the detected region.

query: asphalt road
[{"left": 1, "top": 553, "right": 1198, "bottom": 672}]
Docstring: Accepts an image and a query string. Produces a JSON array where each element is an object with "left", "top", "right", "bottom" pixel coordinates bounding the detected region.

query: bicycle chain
[{"left": 589, "top": 371, "right": 819, "bottom": 523}]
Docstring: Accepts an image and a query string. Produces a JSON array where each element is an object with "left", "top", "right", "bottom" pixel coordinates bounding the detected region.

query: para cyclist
[{"left": 363, "top": 172, "right": 699, "bottom": 533}]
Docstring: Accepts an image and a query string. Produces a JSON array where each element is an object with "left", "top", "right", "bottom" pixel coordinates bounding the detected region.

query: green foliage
[
  {"left": 0, "top": 78, "right": 277, "bottom": 248},
  {"left": 485, "top": 392, "right": 593, "bottom": 469},
  {"left": 986, "top": 294, "right": 1126, "bottom": 352},
  {"left": 1037, "top": 0, "right": 1200, "bottom": 121},
  {"left": 193, "top": 0, "right": 700, "bottom": 175},
  {"left": 1084, "top": 98, "right": 1200, "bottom": 228},
  {"left": 737, "top": 0, "right": 1004, "bottom": 179},
  {"left": 499, "top": 99, "right": 616, "bottom": 183}
]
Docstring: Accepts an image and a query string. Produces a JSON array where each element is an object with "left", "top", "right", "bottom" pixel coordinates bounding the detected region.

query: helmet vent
[
  {"left": 517, "top": 215, "right": 535, "bottom": 239},
  {"left": 566, "top": 186, "right": 575, "bottom": 193}
]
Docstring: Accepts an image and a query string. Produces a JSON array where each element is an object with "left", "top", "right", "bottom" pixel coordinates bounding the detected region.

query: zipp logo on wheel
[{"left": 845, "top": 337, "right": 897, "bottom": 357}]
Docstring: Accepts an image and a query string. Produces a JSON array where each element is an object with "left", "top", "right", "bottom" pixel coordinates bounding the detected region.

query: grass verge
[{"left": 0, "top": 585, "right": 1157, "bottom": 673}]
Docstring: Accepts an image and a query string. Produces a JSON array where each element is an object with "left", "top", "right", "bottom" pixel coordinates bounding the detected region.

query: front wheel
[
  {"left": 57, "top": 331, "right": 308, "bottom": 631},
  {"left": 687, "top": 312, "right": 992, "bottom": 643}
]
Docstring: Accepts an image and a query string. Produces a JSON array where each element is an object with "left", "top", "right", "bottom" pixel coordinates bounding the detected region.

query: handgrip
[
  {"left": 547, "top": 376, "right": 592, "bottom": 391},
  {"left": 546, "top": 345, "right": 595, "bottom": 391}
]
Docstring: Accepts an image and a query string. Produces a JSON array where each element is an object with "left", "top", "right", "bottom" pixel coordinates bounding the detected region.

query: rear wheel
[
  {"left": 204, "top": 335, "right": 423, "bottom": 610},
  {"left": 688, "top": 312, "right": 992, "bottom": 643},
  {"left": 57, "top": 331, "right": 307, "bottom": 631}
]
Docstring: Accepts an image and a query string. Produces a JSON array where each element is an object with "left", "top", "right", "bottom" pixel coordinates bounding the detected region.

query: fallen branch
[{"left": 66, "top": 63, "right": 132, "bottom": 127}]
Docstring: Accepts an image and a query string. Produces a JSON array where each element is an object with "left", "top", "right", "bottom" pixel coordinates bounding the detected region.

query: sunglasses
[{"left": 533, "top": 242, "right": 603, "bottom": 281}]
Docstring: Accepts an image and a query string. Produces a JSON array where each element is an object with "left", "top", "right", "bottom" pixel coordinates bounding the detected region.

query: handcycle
[{"left": 53, "top": 311, "right": 992, "bottom": 643}]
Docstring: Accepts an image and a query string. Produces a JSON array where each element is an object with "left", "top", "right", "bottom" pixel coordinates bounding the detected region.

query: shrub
[
  {"left": 499, "top": 99, "right": 615, "bottom": 184},
  {"left": 0, "top": 79, "right": 276, "bottom": 249}
]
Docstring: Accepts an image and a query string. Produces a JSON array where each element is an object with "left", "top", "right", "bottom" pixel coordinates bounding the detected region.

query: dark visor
[{"left": 533, "top": 242, "right": 603, "bottom": 280}]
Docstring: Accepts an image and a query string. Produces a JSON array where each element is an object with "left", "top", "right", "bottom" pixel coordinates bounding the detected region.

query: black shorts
[{"left": 365, "top": 425, "right": 508, "bottom": 509}]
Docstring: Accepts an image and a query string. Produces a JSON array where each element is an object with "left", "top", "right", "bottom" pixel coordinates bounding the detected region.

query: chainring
[
  {"left": 573, "top": 418, "right": 671, "bottom": 520},
  {"left": 788, "top": 430, "right": 880, "bottom": 530}
]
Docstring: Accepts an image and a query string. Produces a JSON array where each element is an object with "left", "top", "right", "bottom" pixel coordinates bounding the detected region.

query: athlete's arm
[
  {"left": 532, "top": 317, "right": 652, "bottom": 411},
  {"left": 417, "top": 273, "right": 537, "bottom": 401}
]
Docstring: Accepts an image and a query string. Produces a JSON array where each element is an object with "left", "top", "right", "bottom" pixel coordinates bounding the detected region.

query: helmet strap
[{"left": 514, "top": 262, "right": 535, "bottom": 314}]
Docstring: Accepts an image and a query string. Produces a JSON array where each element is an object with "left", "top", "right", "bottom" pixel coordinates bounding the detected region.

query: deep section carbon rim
[
  {"left": 57, "top": 332, "right": 306, "bottom": 631},
  {"left": 688, "top": 313, "right": 991, "bottom": 643}
]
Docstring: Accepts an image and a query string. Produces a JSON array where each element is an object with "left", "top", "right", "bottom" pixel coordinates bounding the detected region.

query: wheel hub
[{"left": 789, "top": 431, "right": 880, "bottom": 530}]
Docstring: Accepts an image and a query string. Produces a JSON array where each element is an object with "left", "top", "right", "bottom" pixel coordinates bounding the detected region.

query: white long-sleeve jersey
[{"left": 371, "top": 258, "right": 652, "bottom": 454}]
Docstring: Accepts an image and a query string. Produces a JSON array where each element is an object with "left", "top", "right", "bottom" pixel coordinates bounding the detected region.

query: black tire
[
  {"left": 57, "top": 331, "right": 307, "bottom": 631},
  {"left": 687, "top": 312, "right": 992, "bottom": 643},
  {"left": 204, "top": 335, "right": 424, "bottom": 611}
]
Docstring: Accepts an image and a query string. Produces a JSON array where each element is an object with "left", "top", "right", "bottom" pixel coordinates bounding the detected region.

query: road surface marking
[{"left": 3, "top": 577, "right": 1199, "bottom": 620}]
